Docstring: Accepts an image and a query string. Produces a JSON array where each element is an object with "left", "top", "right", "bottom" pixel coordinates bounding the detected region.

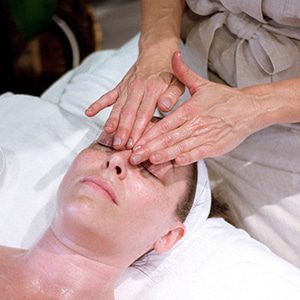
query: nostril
[
  {"left": 115, "top": 166, "right": 121, "bottom": 175},
  {"left": 106, "top": 161, "right": 109, "bottom": 168}
]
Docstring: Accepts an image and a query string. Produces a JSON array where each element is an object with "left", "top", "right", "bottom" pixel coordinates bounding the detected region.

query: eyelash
[
  {"left": 139, "top": 161, "right": 157, "bottom": 179},
  {"left": 96, "top": 142, "right": 157, "bottom": 179}
]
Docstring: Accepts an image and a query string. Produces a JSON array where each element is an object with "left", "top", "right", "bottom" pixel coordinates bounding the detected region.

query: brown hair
[
  {"left": 209, "top": 193, "right": 235, "bottom": 226},
  {"left": 175, "top": 162, "right": 198, "bottom": 222},
  {"left": 132, "top": 162, "right": 234, "bottom": 269},
  {"left": 176, "top": 162, "right": 235, "bottom": 226}
]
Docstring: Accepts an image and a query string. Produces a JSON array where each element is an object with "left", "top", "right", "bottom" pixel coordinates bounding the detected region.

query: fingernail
[
  {"left": 131, "top": 155, "right": 141, "bottom": 165},
  {"left": 113, "top": 137, "right": 122, "bottom": 147},
  {"left": 133, "top": 145, "right": 142, "bottom": 152},
  {"left": 161, "top": 99, "right": 171, "bottom": 109},
  {"left": 126, "top": 138, "right": 133, "bottom": 149},
  {"left": 152, "top": 154, "right": 161, "bottom": 163}
]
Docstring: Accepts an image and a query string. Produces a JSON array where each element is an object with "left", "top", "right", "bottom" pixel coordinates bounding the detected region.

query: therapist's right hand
[{"left": 85, "top": 52, "right": 184, "bottom": 149}]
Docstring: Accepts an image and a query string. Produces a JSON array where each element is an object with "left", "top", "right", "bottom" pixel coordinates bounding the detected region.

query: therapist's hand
[
  {"left": 85, "top": 50, "right": 184, "bottom": 149},
  {"left": 130, "top": 52, "right": 263, "bottom": 166}
]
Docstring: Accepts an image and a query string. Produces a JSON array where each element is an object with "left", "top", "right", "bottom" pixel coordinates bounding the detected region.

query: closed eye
[
  {"left": 96, "top": 141, "right": 114, "bottom": 151},
  {"left": 96, "top": 142, "right": 159, "bottom": 180},
  {"left": 139, "top": 161, "right": 158, "bottom": 179}
]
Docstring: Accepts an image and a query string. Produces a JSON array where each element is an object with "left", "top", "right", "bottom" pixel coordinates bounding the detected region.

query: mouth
[{"left": 80, "top": 176, "right": 118, "bottom": 206}]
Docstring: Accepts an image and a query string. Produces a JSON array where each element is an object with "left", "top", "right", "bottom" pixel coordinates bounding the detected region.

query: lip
[{"left": 80, "top": 176, "right": 118, "bottom": 206}]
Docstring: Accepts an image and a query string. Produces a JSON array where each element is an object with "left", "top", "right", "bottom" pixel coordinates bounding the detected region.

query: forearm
[
  {"left": 139, "top": 0, "right": 185, "bottom": 56},
  {"left": 242, "top": 77, "right": 300, "bottom": 130}
]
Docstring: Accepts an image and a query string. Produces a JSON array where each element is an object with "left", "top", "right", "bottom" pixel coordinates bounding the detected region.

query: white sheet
[{"left": 1, "top": 35, "right": 300, "bottom": 299}]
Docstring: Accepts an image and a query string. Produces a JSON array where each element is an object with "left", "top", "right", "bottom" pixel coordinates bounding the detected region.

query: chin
[{"left": 52, "top": 198, "right": 120, "bottom": 255}]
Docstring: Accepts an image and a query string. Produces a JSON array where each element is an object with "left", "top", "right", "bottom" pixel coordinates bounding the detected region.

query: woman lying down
[
  {"left": 1, "top": 92, "right": 300, "bottom": 299},
  {"left": 0, "top": 121, "right": 200, "bottom": 299}
]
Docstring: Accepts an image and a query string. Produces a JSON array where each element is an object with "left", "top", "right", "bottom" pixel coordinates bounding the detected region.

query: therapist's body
[{"left": 85, "top": 0, "right": 300, "bottom": 268}]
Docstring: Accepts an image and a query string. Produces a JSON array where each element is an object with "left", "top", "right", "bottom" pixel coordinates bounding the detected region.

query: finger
[
  {"left": 148, "top": 135, "right": 201, "bottom": 164},
  {"left": 172, "top": 52, "right": 209, "bottom": 94},
  {"left": 112, "top": 81, "right": 144, "bottom": 149},
  {"left": 97, "top": 131, "right": 114, "bottom": 147},
  {"left": 85, "top": 89, "right": 119, "bottom": 116},
  {"left": 175, "top": 144, "right": 215, "bottom": 165},
  {"left": 127, "top": 90, "right": 160, "bottom": 149},
  {"left": 131, "top": 125, "right": 192, "bottom": 163},
  {"left": 126, "top": 77, "right": 168, "bottom": 148},
  {"left": 157, "top": 79, "right": 185, "bottom": 112},
  {"left": 104, "top": 90, "right": 128, "bottom": 133},
  {"left": 133, "top": 101, "right": 193, "bottom": 150}
]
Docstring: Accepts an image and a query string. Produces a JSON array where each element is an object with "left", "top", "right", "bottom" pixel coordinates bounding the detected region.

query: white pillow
[
  {"left": 1, "top": 36, "right": 300, "bottom": 299},
  {"left": 0, "top": 94, "right": 99, "bottom": 247}
]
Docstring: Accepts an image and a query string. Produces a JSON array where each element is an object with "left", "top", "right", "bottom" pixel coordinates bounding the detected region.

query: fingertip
[
  {"left": 130, "top": 154, "right": 143, "bottom": 166},
  {"left": 149, "top": 153, "right": 161, "bottom": 165},
  {"left": 104, "top": 123, "right": 116, "bottom": 133},
  {"left": 85, "top": 108, "right": 94, "bottom": 116},
  {"left": 175, "top": 155, "right": 187, "bottom": 165}
]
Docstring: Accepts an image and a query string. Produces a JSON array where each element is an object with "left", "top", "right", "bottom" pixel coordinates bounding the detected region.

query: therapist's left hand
[{"left": 130, "top": 52, "right": 263, "bottom": 166}]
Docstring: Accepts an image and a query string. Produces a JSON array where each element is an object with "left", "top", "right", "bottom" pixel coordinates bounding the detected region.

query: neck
[{"left": 14, "top": 228, "right": 125, "bottom": 299}]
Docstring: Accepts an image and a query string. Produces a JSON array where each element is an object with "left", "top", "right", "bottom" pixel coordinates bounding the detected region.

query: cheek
[{"left": 125, "top": 179, "right": 171, "bottom": 228}]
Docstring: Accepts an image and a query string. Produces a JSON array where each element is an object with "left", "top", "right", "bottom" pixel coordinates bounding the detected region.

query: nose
[{"left": 104, "top": 150, "right": 131, "bottom": 180}]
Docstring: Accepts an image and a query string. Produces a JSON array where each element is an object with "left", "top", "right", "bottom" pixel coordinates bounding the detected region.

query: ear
[{"left": 153, "top": 222, "right": 186, "bottom": 254}]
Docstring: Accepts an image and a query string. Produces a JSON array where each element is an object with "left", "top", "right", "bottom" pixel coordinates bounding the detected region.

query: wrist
[
  {"left": 139, "top": 35, "right": 180, "bottom": 56},
  {"left": 138, "top": 36, "right": 181, "bottom": 72},
  {"left": 242, "top": 78, "right": 300, "bottom": 130}
]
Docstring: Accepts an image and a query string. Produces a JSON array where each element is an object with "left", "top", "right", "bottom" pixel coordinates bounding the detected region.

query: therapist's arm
[
  {"left": 241, "top": 78, "right": 300, "bottom": 127},
  {"left": 129, "top": 52, "right": 300, "bottom": 166},
  {"left": 86, "top": 0, "right": 186, "bottom": 150}
]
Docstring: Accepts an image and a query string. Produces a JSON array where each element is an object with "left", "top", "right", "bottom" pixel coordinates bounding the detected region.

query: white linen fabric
[
  {"left": 0, "top": 95, "right": 99, "bottom": 247},
  {"left": 206, "top": 123, "right": 300, "bottom": 268},
  {"left": 0, "top": 36, "right": 300, "bottom": 299}
]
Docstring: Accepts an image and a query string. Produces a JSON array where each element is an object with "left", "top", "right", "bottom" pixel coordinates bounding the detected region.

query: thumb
[{"left": 172, "top": 51, "right": 208, "bottom": 94}]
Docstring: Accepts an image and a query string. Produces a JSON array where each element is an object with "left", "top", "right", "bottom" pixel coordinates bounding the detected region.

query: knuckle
[
  {"left": 159, "top": 120, "right": 172, "bottom": 133},
  {"left": 145, "top": 78, "right": 156, "bottom": 91},
  {"left": 121, "top": 108, "right": 135, "bottom": 119},
  {"left": 108, "top": 110, "right": 120, "bottom": 122},
  {"left": 137, "top": 105, "right": 149, "bottom": 115},
  {"left": 162, "top": 134, "right": 175, "bottom": 147},
  {"left": 177, "top": 142, "right": 187, "bottom": 154},
  {"left": 146, "top": 78, "right": 165, "bottom": 94},
  {"left": 136, "top": 108, "right": 152, "bottom": 120},
  {"left": 197, "top": 148, "right": 206, "bottom": 158},
  {"left": 180, "top": 105, "right": 193, "bottom": 120},
  {"left": 107, "top": 117, "right": 118, "bottom": 126},
  {"left": 117, "top": 127, "right": 130, "bottom": 138},
  {"left": 129, "top": 77, "right": 143, "bottom": 91},
  {"left": 112, "top": 102, "right": 123, "bottom": 112}
]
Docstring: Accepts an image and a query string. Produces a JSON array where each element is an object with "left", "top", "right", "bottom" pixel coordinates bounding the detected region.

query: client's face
[{"left": 52, "top": 131, "right": 191, "bottom": 266}]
